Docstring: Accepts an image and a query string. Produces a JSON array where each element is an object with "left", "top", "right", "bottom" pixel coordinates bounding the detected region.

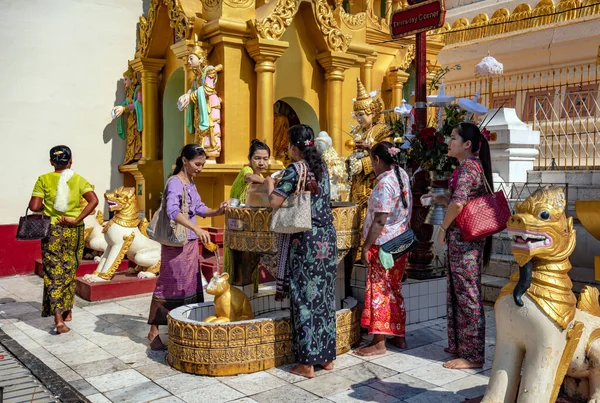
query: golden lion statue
[
  {"left": 82, "top": 187, "right": 161, "bottom": 282},
  {"left": 482, "top": 186, "right": 600, "bottom": 403}
]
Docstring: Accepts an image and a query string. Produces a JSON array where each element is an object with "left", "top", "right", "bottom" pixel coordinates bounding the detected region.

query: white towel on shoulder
[{"left": 54, "top": 169, "right": 75, "bottom": 213}]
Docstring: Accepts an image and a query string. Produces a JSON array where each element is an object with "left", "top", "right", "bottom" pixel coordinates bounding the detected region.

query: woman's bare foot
[
  {"left": 320, "top": 361, "right": 334, "bottom": 370},
  {"left": 354, "top": 335, "right": 387, "bottom": 357},
  {"left": 56, "top": 324, "right": 70, "bottom": 334},
  {"left": 443, "top": 358, "right": 483, "bottom": 369},
  {"left": 62, "top": 310, "right": 72, "bottom": 322},
  {"left": 148, "top": 332, "right": 167, "bottom": 351},
  {"left": 290, "top": 364, "right": 314, "bottom": 378},
  {"left": 388, "top": 336, "right": 407, "bottom": 349}
]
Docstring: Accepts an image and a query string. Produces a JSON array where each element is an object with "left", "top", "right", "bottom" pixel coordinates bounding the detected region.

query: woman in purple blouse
[{"left": 147, "top": 144, "right": 227, "bottom": 350}]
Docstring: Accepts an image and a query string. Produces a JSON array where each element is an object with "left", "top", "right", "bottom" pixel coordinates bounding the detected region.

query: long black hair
[
  {"left": 49, "top": 145, "right": 72, "bottom": 166},
  {"left": 248, "top": 139, "right": 271, "bottom": 160},
  {"left": 288, "top": 124, "right": 326, "bottom": 182},
  {"left": 172, "top": 144, "right": 206, "bottom": 176},
  {"left": 454, "top": 122, "right": 493, "bottom": 267},
  {"left": 370, "top": 142, "right": 408, "bottom": 209}
]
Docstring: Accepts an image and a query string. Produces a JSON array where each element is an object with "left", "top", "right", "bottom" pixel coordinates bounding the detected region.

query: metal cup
[
  {"left": 421, "top": 196, "right": 433, "bottom": 207},
  {"left": 229, "top": 198, "right": 240, "bottom": 208}
]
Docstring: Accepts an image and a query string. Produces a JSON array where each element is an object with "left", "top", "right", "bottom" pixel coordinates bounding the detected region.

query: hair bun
[{"left": 251, "top": 139, "right": 262, "bottom": 145}]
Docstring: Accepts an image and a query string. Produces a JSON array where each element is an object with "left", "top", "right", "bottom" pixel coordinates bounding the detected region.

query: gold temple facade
[{"left": 118, "top": 0, "right": 445, "bottom": 225}]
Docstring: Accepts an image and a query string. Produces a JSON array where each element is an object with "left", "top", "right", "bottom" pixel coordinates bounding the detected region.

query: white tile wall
[{"left": 404, "top": 277, "right": 447, "bottom": 325}]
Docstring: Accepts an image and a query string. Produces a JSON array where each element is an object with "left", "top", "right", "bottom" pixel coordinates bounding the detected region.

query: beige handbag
[
  {"left": 270, "top": 162, "right": 312, "bottom": 234},
  {"left": 147, "top": 176, "right": 190, "bottom": 247}
]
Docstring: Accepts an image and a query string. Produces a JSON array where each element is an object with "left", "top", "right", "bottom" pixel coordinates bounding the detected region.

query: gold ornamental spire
[{"left": 353, "top": 78, "right": 373, "bottom": 114}]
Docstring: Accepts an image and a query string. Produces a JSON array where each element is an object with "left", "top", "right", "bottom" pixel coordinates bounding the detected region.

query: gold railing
[
  {"left": 442, "top": 0, "right": 600, "bottom": 45},
  {"left": 445, "top": 63, "right": 600, "bottom": 170}
]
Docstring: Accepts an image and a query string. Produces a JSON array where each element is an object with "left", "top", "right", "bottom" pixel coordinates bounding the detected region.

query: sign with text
[{"left": 390, "top": 0, "right": 446, "bottom": 39}]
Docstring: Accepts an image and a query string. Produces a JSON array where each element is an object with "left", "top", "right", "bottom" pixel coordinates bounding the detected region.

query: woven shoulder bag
[{"left": 270, "top": 162, "right": 312, "bottom": 234}]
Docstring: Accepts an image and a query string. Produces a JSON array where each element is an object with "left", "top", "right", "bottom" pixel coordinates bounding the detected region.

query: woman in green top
[
  {"left": 29, "top": 145, "right": 99, "bottom": 334},
  {"left": 224, "top": 140, "right": 271, "bottom": 281}
]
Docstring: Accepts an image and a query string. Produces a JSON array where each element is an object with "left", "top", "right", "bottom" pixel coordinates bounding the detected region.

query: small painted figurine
[
  {"left": 177, "top": 40, "right": 223, "bottom": 160},
  {"left": 111, "top": 67, "right": 142, "bottom": 165}
]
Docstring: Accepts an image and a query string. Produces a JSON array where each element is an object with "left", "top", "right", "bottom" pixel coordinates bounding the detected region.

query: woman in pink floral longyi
[{"left": 355, "top": 141, "right": 412, "bottom": 356}]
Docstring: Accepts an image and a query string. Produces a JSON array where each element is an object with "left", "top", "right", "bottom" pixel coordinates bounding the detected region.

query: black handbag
[
  {"left": 380, "top": 228, "right": 420, "bottom": 260},
  {"left": 16, "top": 208, "right": 51, "bottom": 241}
]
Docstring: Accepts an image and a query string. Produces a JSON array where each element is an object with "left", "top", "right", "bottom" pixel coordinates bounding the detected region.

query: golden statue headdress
[
  {"left": 353, "top": 78, "right": 374, "bottom": 115},
  {"left": 190, "top": 34, "right": 207, "bottom": 61},
  {"left": 123, "top": 66, "right": 134, "bottom": 79}
]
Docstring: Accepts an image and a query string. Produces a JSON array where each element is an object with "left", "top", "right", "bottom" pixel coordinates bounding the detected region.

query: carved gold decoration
[
  {"left": 94, "top": 233, "right": 136, "bottom": 280},
  {"left": 168, "top": 303, "right": 361, "bottom": 376},
  {"left": 550, "top": 321, "right": 584, "bottom": 402},
  {"left": 254, "top": 0, "right": 299, "bottom": 40},
  {"left": 339, "top": 8, "right": 367, "bottom": 29},
  {"left": 137, "top": 0, "right": 193, "bottom": 57},
  {"left": 313, "top": 0, "right": 352, "bottom": 52},
  {"left": 398, "top": 44, "right": 415, "bottom": 72},
  {"left": 203, "top": 0, "right": 221, "bottom": 11},
  {"left": 577, "top": 286, "right": 600, "bottom": 317},
  {"left": 224, "top": 204, "right": 360, "bottom": 254},
  {"left": 443, "top": 0, "right": 600, "bottom": 45},
  {"left": 223, "top": 0, "right": 254, "bottom": 9}
]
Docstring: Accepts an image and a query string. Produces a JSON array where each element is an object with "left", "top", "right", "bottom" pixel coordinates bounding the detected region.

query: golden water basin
[{"left": 168, "top": 299, "right": 361, "bottom": 376}]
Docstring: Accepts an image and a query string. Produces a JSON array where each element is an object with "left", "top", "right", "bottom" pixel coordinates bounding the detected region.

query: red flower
[
  {"left": 437, "top": 136, "right": 445, "bottom": 144},
  {"left": 482, "top": 128, "right": 491, "bottom": 141}
]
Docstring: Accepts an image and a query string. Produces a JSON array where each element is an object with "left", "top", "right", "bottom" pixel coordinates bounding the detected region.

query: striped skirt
[
  {"left": 148, "top": 241, "right": 204, "bottom": 326},
  {"left": 41, "top": 225, "right": 84, "bottom": 317}
]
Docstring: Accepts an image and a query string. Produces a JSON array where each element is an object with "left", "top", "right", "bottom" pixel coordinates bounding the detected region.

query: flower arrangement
[{"left": 406, "top": 105, "right": 467, "bottom": 175}]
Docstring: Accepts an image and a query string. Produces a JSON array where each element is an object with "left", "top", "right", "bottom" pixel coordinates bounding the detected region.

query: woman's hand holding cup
[{"left": 194, "top": 227, "right": 211, "bottom": 245}]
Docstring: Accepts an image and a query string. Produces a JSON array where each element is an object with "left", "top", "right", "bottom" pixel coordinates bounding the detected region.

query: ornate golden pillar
[
  {"left": 122, "top": 57, "right": 166, "bottom": 218},
  {"left": 246, "top": 38, "right": 289, "bottom": 164},
  {"left": 131, "top": 58, "right": 165, "bottom": 161},
  {"left": 360, "top": 54, "right": 378, "bottom": 93},
  {"left": 387, "top": 69, "right": 410, "bottom": 108},
  {"left": 317, "top": 52, "right": 358, "bottom": 155}
]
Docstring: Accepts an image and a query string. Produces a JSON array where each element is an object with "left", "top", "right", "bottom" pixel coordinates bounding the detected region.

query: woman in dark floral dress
[
  {"left": 425, "top": 122, "right": 493, "bottom": 370},
  {"left": 266, "top": 124, "right": 337, "bottom": 379}
]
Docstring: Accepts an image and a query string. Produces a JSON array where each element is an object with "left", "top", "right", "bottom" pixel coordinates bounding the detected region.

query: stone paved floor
[{"left": 0, "top": 275, "right": 496, "bottom": 403}]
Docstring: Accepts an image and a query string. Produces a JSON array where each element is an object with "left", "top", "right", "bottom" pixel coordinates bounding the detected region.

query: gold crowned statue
[
  {"left": 347, "top": 78, "right": 393, "bottom": 227},
  {"left": 177, "top": 38, "right": 223, "bottom": 159},
  {"left": 111, "top": 67, "right": 143, "bottom": 165}
]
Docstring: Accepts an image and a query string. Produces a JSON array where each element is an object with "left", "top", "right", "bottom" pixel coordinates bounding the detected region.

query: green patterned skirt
[{"left": 41, "top": 225, "right": 84, "bottom": 317}]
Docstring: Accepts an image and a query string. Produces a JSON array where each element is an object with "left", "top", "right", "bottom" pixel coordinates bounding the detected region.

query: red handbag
[{"left": 455, "top": 163, "right": 511, "bottom": 241}]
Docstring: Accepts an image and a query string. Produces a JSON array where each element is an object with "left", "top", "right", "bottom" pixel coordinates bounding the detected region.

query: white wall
[{"left": 0, "top": 0, "right": 145, "bottom": 224}]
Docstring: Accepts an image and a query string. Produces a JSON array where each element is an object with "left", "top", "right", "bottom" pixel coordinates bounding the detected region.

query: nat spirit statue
[
  {"left": 177, "top": 40, "right": 223, "bottom": 159},
  {"left": 111, "top": 67, "right": 142, "bottom": 165},
  {"left": 347, "top": 78, "right": 393, "bottom": 225},
  {"left": 316, "top": 131, "right": 349, "bottom": 202}
]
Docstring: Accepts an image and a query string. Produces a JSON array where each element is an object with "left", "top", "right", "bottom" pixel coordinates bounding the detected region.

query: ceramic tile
[
  {"left": 120, "top": 350, "right": 168, "bottom": 368},
  {"left": 87, "top": 369, "right": 150, "bottom": 393},
  {"left": 404, "top": 363, "right": 469, "bottom": 387},
  {"left": 327, "top": 384, "right": 402, "bottom": 403},
  {"left": 266, "top": 365, "right": 311, "bottom": 384},
  {"left": 221, "top": 371, "right": 287, "bottom": 395},
  {"left": 404, "top": 387, "right": 467, "bottom": 403},
  {"left": 53, "top": 366, "right": 82, "bottom": 382},
  {"left": 156, "top": 373, "right": 220, "bottom": 396},
  {"left": 370, "top": 352, "right": 431, "bottom": 373},
  {"left": 104, "top": 381, "right": 171, "bottom": 403},
  {"left": 403, "top": 344, "right": 454, "bottom": 363},
  {"left": 151, "top": 397, "right": 186, "bottom": 403},
  {"left": 135, "top": 362, "right": 179, "bottom": 380},
  {"left": 442, "top": 374, "right": 490, "bottom": 398},
  {"left": 368, "top": 373, "right": 436, "bottom": 401},
  {"left": 71, "top": 357, "right": 130, "bottom": 378},
  {"left": 178, "top": 383, "right": 245, "bottom": 403},
  {"left": 336, "top": 362, "right": 398, "bottom": 384},
  {"left": 295, "top": 373, "right": 355, "bottom": 397},
  {"left": 87, "top": 393, "right": 112, "bottom": 403},
  {"left": 251, "top": 384, "right": 320, "bottom": 403},
  {"left": 69, "top": 379, "right": 99, "bottom": 397}
]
